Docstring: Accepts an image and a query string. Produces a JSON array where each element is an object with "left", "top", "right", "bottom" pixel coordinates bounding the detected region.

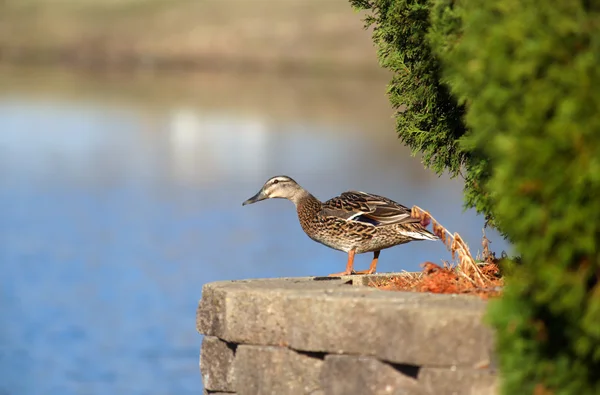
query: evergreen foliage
[
  {"left": 440, "top": 1, "right": 600, "bottom": 393},
  {"left": 350, "top": 0, "right": 496, "bottom": 228},
  {"left": 350, "top": 0, "right": 496, "bottom": 227},
  {"left": 352, "top": 0, "right": 600, "bottom": 393}
]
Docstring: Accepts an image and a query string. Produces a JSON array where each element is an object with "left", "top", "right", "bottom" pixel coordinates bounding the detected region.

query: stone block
[
  {"left": 200, "top": 336, "right": 236, "bottom": 392},
  {"left": 196, "top": 277, "right": 359, "bottom": 345},
  {"left": 418, "top": 367, "right": 498, "bottom": 395},
  {"left": 320, "top": 355, "right": 423, "bottom": 395},
  {"left": 197, "top": 276, "right": 494, "bottom": 368},
  {"left": 285, "top": 291, "right": 492, "bottom": 366},
  {"left": 197, "top": 282, "right": 289, "bottom": 345},
  {"left": 234, "top": 345, "right": 323, "bottom": 395}
]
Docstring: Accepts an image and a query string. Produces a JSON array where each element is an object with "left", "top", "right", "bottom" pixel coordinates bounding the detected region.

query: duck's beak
[{"left": 242, "top": 189, "right": 268, "bottom": 206}]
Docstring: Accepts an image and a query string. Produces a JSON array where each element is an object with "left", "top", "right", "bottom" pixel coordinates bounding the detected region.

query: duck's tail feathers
[{"left": 401, "top": 226, "right": 439, "bottom": 241}]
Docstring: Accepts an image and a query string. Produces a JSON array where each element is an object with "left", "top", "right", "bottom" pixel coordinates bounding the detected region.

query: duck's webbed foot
[
  {"left": 328, "top": 249, "right": 357, "bottom": 277},
  {"left": 353, "top": 250, "right": 380, "bottom": 275},
  {"left": 328, "top": 269, "right": 356, "bottom": 277}
]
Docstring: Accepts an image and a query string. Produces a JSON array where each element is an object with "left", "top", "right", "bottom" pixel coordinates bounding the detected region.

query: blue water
[{"left": 0, "top": 74, "right": 509, "bottom": 395}]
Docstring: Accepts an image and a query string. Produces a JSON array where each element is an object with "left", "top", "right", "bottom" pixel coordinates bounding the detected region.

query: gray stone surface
[
  {"left": 350, "top": 274, "right": 399, "bottom": 286},
  {"left": 197, "top": 277, "right": 353, "bottom": 345},
  {"left": 197, "top": 276, "right": 493, "bottom": 366},
  {"left": 321, "top": 355, "right": 423, "bottom": 395},
  {"left": 197, "top": 276, "right": 498, "bottom": 395},
  {"left": 285, "top": 292, "right": 492, "bottom": 366},
  {"left": 200, "top": 336, "right": 236, "bottom": 392},
  {"left": 418, "top": 367, "right": 498, "bottom": 395},
  {"left": 234, "top": 345, "right": 323, "bottom": 395}
]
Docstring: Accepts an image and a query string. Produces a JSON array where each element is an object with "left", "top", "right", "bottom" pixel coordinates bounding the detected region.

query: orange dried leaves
[
  {"left": 371, "top": 262, "right": 503, "bottom": 300},
  {"left": 371, "top": 207, "right": 504, "bottom": 299},
  {"left": 411, "top": 206, "right": 487, "bottom": 287}
]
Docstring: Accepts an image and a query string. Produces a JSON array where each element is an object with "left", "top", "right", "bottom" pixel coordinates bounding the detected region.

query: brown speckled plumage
[{"left": 243, "top": 175, "right": 438, "bottom": 276}]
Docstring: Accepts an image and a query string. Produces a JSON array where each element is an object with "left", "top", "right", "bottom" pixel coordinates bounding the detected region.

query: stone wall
[{"left": 196, "top": 275, "right": 498, "bottom": 395}]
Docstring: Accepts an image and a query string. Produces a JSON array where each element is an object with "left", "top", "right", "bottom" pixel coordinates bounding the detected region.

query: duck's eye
[{"left": 273, "top": 179, "right": 279, "bottom": 185}]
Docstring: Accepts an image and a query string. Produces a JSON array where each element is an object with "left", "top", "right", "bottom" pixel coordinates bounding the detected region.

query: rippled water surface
[{"left": 0, "top": 68, "right": 509, "bottom": 395}]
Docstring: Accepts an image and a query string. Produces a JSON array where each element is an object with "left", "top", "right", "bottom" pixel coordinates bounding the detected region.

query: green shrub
[
  {"left": 350, "top": 0, "right": 496, "bottom": 228},
  {"left": 352, "top": 0, "right": 600, "bottom": 393},
  {"left": 439, "top": 1, "right": 600, "bottom": 393}
]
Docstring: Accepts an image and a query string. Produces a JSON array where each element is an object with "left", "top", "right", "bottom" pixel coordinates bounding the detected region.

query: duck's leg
[
  {"left": 328, "top": 249, "right": 356, "bottom": 276},
  {"left": 354, "top": 250, "right": 380, "bottom": 275}
]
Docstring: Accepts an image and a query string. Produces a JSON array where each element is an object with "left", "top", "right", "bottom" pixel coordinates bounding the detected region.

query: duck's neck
[{"left": 292, "top": 191, "right": 322, "bottom": 221}]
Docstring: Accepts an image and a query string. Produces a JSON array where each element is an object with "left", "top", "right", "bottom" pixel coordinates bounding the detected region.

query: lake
[{"left": 0, "top": 67, "right": 508, "bottom": 395}]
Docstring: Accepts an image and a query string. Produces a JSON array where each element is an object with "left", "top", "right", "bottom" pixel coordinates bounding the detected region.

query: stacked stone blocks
[{"left": 197, "top": 276, "right": 497, "bottom": 395}]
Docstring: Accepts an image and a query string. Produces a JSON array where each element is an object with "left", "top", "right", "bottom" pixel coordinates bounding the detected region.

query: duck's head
[{"left": 242, "top": 175, "right": 305, "bottom": 206}]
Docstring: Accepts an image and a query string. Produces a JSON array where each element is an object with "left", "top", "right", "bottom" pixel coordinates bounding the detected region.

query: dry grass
[{"left": 370, "top": 207, "right": 504, "bottom": 299}]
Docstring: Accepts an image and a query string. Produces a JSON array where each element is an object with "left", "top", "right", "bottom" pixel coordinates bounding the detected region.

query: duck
[{"left": 242, "top": 175, "right": 438, "bottom": 276}]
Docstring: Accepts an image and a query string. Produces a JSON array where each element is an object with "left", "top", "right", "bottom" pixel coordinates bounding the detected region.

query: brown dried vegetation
[{"left": 371, "top": 206, "right": 504, "bottom": 299}]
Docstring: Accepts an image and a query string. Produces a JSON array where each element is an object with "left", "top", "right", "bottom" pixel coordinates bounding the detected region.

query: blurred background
[{"left": 0, "top": 1, "right": 509, "bottom": 394}]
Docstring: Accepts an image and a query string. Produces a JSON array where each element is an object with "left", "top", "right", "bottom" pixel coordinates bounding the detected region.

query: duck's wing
[{"left": 321, "top": 191, "right": 419, "bottom": 226}]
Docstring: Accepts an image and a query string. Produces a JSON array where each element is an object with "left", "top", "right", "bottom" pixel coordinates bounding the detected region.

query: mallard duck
[{"left": 242, "top": 175, "right": 438, "bottom": 276}]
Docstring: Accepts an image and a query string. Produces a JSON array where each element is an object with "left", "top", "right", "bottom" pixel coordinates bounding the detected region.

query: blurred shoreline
[
  {"left": 0, "top": 64, "right": 394, "bottom": 130},
  {"left": 0, "top": 0, "right": 386, "bottom": 77}
]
